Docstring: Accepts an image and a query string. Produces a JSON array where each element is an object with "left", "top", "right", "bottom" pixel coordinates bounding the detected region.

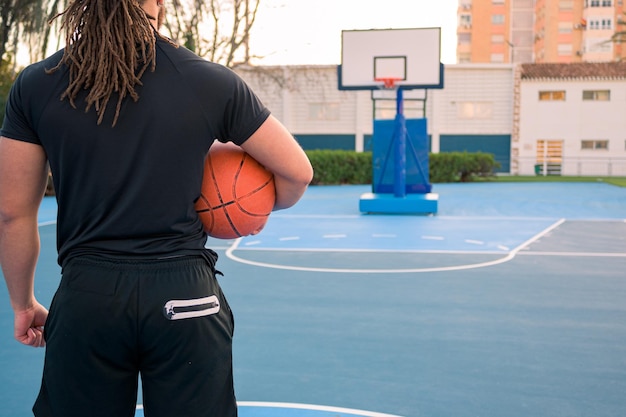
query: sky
[{"left": 248, "top": 0, "right": 459, "bottom": 66}]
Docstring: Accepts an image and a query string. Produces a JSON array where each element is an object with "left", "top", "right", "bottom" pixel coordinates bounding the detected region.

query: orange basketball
[{"left": 195, "top": 142, "right": 275, "bottom": 239}]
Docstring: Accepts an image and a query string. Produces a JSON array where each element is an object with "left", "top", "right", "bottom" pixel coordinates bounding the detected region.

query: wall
[
  {"left": 518, "top": 78, "right": 626, "bottom": 175},
  {"left": 235, "top": 65, "right": 372, "bottom": 151}
]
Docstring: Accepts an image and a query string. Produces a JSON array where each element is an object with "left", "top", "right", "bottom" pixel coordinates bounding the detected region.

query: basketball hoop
[{"left": 375, "top": 77, "right": 402, "bottom": 89}]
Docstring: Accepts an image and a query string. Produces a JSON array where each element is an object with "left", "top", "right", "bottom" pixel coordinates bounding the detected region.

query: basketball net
[{"left": 375, "top": 77, "right": 402, "bottom": 90}]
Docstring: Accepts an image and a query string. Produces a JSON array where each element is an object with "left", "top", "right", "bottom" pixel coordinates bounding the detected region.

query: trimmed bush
[
  {"left": 305, "top": 150, "right": 500, "bottom": 185},
  {"left": 41, "top": 150, "right": 500, "bottom": 197},
  {"left": 430, "top": 151, "right": 500, "bottom": 182},
  {"left": 305, "top": 150, "right": 372, "bottom": 185}
]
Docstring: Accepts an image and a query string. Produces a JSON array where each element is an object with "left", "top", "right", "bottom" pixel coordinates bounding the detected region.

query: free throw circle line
[
  {"left": 225, "top": 219, "right": 566, "bottom": 274},
  {"left": 136, "top": 402, "right": 402, "bottom": 417},
  {"left": 238, "top": 402, "right": 403, "bottom": 417}
]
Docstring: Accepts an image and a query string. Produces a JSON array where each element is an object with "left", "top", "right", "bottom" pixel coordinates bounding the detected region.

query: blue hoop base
[{"left": 359, "top": 192, "right": 439, "bottom": 214}]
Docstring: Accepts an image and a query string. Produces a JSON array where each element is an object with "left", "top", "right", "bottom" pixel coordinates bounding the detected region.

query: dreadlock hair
[{"left": 47, "top": 0, "right": 169, "bottom": 126}]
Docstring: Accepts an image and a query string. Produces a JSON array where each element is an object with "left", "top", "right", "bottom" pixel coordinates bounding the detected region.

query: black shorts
[{"left": 33, "top": 255, "right": 236, "bottom": 417}]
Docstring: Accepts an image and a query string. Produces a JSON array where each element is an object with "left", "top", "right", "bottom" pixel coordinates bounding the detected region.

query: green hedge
[
  {"left": 46, "top": 150, "right": 501, "bottom": 198},
  {"left": 305, "top": 150, "right": 373, "bottom": 185},
  {"left": 305, "top": 150, "right": 500, "bottom": 185},
  {"left": 429, "top": 151, "right": 501, "bottom": 183}
]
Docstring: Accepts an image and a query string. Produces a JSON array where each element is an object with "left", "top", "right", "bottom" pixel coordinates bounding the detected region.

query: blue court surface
[{"left": 1, "top": 182, "right": 625, "bottom": 417}]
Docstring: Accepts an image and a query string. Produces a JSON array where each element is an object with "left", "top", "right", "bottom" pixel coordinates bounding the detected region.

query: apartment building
[{"left": 457, "top": 0, "right": 626, "bottom": 63}]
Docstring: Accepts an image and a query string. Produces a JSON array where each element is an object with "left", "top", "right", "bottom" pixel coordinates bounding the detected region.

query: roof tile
[{"left": 520, "top": 62, "right": 626, "bottom": 80}]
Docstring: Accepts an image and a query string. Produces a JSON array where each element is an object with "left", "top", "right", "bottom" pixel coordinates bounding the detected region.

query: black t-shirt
[{"left": 1, "top": 36, "right": 271, "bottom": 267}]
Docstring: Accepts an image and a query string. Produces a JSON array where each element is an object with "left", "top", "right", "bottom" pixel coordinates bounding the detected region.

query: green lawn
[{"left": 486, "top": 175, "right": 626, "bottom": 187}]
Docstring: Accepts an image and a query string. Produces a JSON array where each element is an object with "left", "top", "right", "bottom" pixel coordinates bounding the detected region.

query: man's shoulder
[
  {"left": 18, "top": 50, "right": 65, "bottom": 82},
  {"left": 155, "top": 38, "right": 234, "bottom": 78}
]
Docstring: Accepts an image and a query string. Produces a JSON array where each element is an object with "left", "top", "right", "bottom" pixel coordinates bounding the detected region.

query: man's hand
[{"left": 14, "top": 302, "right": 48, "bottom": 347}]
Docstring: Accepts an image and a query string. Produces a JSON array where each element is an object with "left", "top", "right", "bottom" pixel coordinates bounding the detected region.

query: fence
[{"left": 515, "top": 157, "right": 626, "bottom": 177}]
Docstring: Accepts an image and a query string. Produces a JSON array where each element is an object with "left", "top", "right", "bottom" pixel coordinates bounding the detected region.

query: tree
[
  {"left": 0, "top": 0, "right": 65, "bottom": 66},
  {"left": 2, "top": 0, "right": 262, "bottom": 69},
  {"left": 0, "top": 59, "right": 12, "bottom": 118},
  {"left": 163, "top": 0, "right": 261, "bottom": 68},
  {"left": 611, "top": 13, "right": 625, "bottom": 44}
]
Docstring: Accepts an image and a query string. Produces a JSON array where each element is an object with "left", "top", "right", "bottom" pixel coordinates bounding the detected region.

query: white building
[
  {"left": 234, "top": 65, "right": 372, "bottom": 152},
  {"left": 427, "top": 64, "right": 514, "bottom": 172},
  {"left": 515, "top": 62, "right": 626, "bottom": 176},
  {"left": 235, "top": 61, "right": 626, "bottom": 176}
]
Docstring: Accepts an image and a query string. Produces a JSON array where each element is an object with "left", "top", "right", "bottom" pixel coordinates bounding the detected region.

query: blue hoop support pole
[{"left": 393, "top": 88, "right": 406, "bottom": 198}]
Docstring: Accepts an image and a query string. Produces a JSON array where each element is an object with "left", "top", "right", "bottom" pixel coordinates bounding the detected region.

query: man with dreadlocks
[{"left": 0, "top": 0, "right": 312, "bottom": 416}]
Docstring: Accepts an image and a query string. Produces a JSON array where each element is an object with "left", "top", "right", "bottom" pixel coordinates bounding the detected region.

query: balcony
[{"left": 584, "top": 0, "right": 613, "bottom": 8}]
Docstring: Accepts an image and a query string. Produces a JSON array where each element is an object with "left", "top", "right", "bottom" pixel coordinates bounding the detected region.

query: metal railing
[{"left": 513, "top": 156, "right": 626, "bottom": 176}]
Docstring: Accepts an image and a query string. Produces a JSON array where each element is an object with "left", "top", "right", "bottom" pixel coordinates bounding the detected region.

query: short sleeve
[
  {"left": 0, "top": 69, "right": 41, "bottom": 145},
  {"left": 220, "top": 70, "right": 271, "bottom": 146}
]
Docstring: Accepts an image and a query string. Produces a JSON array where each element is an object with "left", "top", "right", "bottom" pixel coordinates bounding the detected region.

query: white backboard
[{"left": 339, "top": 27, "right": 443, "bottom": 90}]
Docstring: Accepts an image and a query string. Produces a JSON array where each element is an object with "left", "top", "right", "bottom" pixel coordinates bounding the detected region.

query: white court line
[
  {"left": 271, "top": 213, "right": 559, "bottom": 221},
  {"left": 237, "top": 402, "right": 404, "bottom": 417},
  {"left": 224, "top": 219, "right": 567, "bottom": 274},
  {"left": 38, "top": 220, "right": 57, "bottom": 227},
  {"left": 206, "top": 245, "right": 235, "bottom": 250},
  {"left": 136, "top": 403, "right": 403, "bottom": 417},
  {"left": 273, "top": 214, "right": 361, "bottom": 219},
  {"left": 231, "top": 246, "right": 515, "bottom": 254},
  {"left": 518, "top": 251, "right": 626, "bottom": 257}
]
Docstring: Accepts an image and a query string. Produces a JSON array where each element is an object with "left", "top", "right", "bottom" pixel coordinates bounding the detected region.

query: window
[
  {"left": 586, "top": 37, "right": 613, "bottom": 52},
  {"left": 308, "top": 103, "right": 339, "bottom": 121},
  {"left": 490, "top": 53, "right": 505, "bottom": 62},
  {"left": 589, "top": 18, "right": 612, "bottom": 29},
  {"left": 459, "top": 33, "right": 472, "bottom": 44},
  {"left": 586, "top": 0, "right": 612, "bottom": 5},
  {"left": 558, "top": 44, "right": 573, "bottom": 55},
  {"left": 513, "top": 0, "right": 533, "bottom": 6},
  {"left": 539, "top": 90, "right": 566, "bottom": 101},
  {"left": 492, "top": 34, "right": 505, "bottom": 43},
  {"left": 512, "top": 30, "right": 533, "bottom": 46},
  {"left": 458, "top": 52, "right": 471, "bottom": 63},
  {"left": 460, "top": 14, "right": 472, "bottom": 27},
  {"left": 492, "top": 14, "right": 505, "bottom": 24},
  {"left": 515, "top": 49, "right": 533, "bottom": 62},
  {"left": 559, "top": 0, "right": 574, "bottom": 9},
  {"left": 581, "top": 140, "right": 609, "bottom": 150},
  {"left": 583, "top": 90, "right": 610, "bottom": 101},
  {"left": 512, "top": 11, "right": 533, "bottom": 28},
  {"left": 457, "top": 102, "right": 494, "bottom": 119},
  {"left": 492, "top": 0, "right": 505, "bottom": 3}
]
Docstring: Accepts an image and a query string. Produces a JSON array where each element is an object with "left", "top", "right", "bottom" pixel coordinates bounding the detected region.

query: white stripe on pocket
[{"left": 163, "top": 295, "right": 220, "bottom": 320}]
